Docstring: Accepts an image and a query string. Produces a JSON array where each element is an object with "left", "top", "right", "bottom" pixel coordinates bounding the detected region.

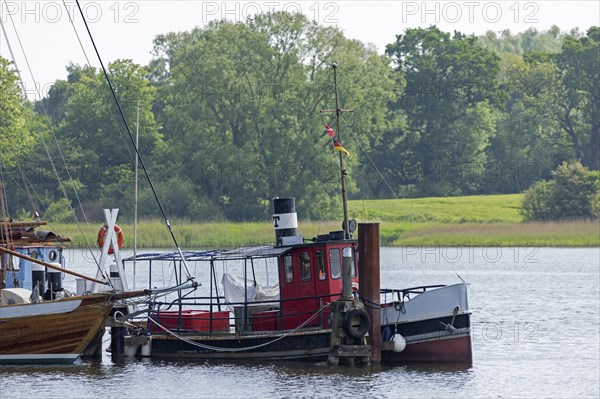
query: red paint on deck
[
  {"left": 252, "top": 310, "right": 281, "bottom": 331},
  {"left": 150, "top": 310, "right": 230, "bottom": 332}
]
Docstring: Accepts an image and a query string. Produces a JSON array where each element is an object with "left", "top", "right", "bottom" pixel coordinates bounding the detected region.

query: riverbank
[
  {"left": 51, "top": 194, "right": 599, "bottom": 248},
  {"left": 52, "top": 220, "right": 599, "bottom": 248}
]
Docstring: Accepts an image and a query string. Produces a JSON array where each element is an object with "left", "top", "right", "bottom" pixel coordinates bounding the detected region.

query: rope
[
  {"left": 15, "top": 162, "right": 43, "bottom": 216},
  {"left": 74, "top": 0, "right": 195, "bottom": 282},
  {"left": 61, "top": 0, "right": 135, "bottom": 162},
  {"left": 0, "top": 167, "right": 15, "bottom": 255},
  {"left": 146, "top": 303, "right": 330, "bottom": 353},
  {"left": 2, "top": 5, "right": 109, "bottom": 282},
  {"left": 344, "top": 117, "right": 401, "bottom": 199},
  {"left": 358, "top": 296, "right": 382, "bottom": 310}
]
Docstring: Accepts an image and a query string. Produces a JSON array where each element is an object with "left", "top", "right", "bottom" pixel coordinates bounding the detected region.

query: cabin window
[
  {"left": 284, "top": 254, "right": 293, "bottom": 283},
  {"left": 316, "top": 251, "right": 326, "bottom": 280},
  {"left": 300, "top": 252, "right": 311, "bottom": 281},
  {"left": 329, "top": 248, "right": 341, "bottom": 279}
]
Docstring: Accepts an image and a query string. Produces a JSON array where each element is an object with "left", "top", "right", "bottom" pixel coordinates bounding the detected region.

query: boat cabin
[
  {"left": 127, "top": 198, "right": 360, "bottom": 335},
  {"left": 256, "top": 237, "right": 358, "bottom": 331},
  {"left": 128, "top": 236, "right": 359, "bottom": 336},
  {"left": 1, "top": 222, "right": 67, "bottom": 300}
]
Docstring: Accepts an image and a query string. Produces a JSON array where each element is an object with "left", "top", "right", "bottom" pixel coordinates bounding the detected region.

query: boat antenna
[
  {"left": 73, "top": 0, "right": 196, "bottom": 284},
  {"left": 321, "top": 64, "right": 351, "bottom": 239}
]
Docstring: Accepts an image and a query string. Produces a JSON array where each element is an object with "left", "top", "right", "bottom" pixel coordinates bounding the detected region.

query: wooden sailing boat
[
  {"left": 0, "top": 1, "right": 167, "bottom": 365},
  {"left": 0, "top": 291, "right": 112, "bottom": 364},
  {"left": 0, "top": 220, "right": 138, "bottom": 364}
]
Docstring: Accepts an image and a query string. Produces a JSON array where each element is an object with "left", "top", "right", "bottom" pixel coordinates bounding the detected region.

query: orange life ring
[{"left": 97, "top": 224, "right": 124, "bottom": 255}]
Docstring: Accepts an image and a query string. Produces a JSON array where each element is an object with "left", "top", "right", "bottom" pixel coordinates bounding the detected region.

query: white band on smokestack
[
  {"left": 273, "top": 212, "right": 298, "bottom": 230},
  {"left": 273, "top": 197, "right": 299, "bottom": 245}
]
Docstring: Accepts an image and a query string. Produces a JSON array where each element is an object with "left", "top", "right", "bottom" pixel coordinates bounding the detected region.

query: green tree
[
  {"left": 0, "top": 57, "right": 52, "bottom": 220},
  {"left": 50, "top": 60, "right": 162, "bottom": 215},
  {"left": 555, "top": 27, "right": 600, "bottom": 170},
  {"left": 151, "top": 12, "right": 395, "bottom": 220},
  {"left": 0, "top": 57, "right": 38, "bottom": 167},
  {"left": 385, "top": 27, "right": 500, "bottom": 196},
  {"left": 478, "top": 26, "right": 568, "bottom": 56},
  {"left": 520, "top": 180, "right": 554, "bottom": 221},
  {"left": 488, "top": 53, "right": 572, "bottom": 193}
]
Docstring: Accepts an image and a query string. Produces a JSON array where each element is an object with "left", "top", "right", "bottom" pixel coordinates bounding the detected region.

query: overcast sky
[{"left": 1, "top": 0, "right": 598, "bottom": 101}]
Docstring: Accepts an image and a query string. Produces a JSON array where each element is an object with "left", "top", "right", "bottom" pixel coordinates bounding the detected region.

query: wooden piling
[
  {"left": 358, "top": 223, "right": 381, "bottom": 365},
  {"left": 111, "top": 326, "right": 125, "bottom": 357}
]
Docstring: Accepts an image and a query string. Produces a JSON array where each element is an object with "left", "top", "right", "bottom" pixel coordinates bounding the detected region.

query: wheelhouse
[
  {"left": 275, "top": 239, "right": 358, "bottom": 330},
  {"left": 125, "top": 237, "right": 359, "bottom": 335}
]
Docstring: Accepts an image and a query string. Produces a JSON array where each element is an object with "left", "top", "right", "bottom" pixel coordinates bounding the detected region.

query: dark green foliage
[
  {"left": 385, "top": 27, "right": 500, "bottom": 196},
  {"left": 0, "top": 57, "right": 38, "bottom": 167},
  {"left": 521, "top": 162, "right": 599, "bottom": 221},
  {"left": 520, "top": 180, "right": 555, "bottom": 221},
  {"left": 555, "top": 27, "right": 600, "bottom": 170},
  {"left": 2, "top": 21, "right": 599, "bottom": 224},
  {"left": 150, "top": 12, "right": 394, "bottom": 221}
]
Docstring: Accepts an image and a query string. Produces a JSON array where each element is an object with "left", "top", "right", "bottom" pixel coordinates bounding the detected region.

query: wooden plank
[{"left": 358, "top": 223, "right": 381, "bottom": 364}]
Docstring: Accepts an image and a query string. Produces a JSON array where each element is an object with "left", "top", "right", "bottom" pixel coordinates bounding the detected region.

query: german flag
[{"left": 333, "top": 140, "right": 350, "bottom": 157}]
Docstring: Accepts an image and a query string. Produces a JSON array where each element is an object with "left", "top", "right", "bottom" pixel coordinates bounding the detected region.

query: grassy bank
[{"left": 52, "top": 194, "right": 599, "bottom": 248}]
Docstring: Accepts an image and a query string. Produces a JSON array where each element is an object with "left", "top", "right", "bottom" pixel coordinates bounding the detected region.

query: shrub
[
  {"left": 520, "top": 180, "right": 554, "bottom": 221},
  {"left": 520, "top": 162, "right": 600, "bottom": 221}
]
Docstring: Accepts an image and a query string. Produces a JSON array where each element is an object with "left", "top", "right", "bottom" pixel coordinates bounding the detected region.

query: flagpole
[{"left": 332, "top": 63, "right": 350, "bottom": 239}]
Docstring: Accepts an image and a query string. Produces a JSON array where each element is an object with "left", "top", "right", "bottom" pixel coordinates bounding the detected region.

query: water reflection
[{"left": 2, "top": 247, "right": 598, "bottom": 399}]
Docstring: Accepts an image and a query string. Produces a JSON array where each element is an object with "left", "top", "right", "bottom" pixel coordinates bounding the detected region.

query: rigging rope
[
  {"left": 61, "top": 0, "right": 136, "bottom": 162},
  {"left": 0, "top": 168, "right": 14, "bottom": 249},
  {"left": 0, "top": 168, "right": 37, "bottom": 216},
  {"left": 74, "top": 0, "right": 195, "bottom": 283},
  {"left": 1, "top": 3, "right": 111, "bottom": 284},
  {"left": 62, "top": 0, "right": 92, "bottom": 66},
  {"left": 16, "top": 162, "right": 42, "bottom": 217},
  {"left": 343, "top": 117, "right": 401, "bottom": 200}
]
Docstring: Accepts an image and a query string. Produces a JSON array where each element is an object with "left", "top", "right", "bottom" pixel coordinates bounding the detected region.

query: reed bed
[
  {"left": 49, "top": 194, "right": 598, "bottom": 248},
  {"left": 398, "top": 220, "right": 600, "bottom": 247}
]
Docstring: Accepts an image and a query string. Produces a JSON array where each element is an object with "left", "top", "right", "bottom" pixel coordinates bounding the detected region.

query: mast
[
  {"left": 332, "top": 64, "right": 350, "bottom": 239},
  {"left": 134, "top": 102, "right": 140, "bottom": 290}
]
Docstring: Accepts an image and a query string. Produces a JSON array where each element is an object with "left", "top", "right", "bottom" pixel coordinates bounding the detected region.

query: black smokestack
[{"left": 272, "top": 197, "right": 299, "bottom": 245}]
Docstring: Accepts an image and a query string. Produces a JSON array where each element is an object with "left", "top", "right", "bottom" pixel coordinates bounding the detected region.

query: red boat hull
[{"left": 382, "top": 333, "right": 472, "bottom": 364}]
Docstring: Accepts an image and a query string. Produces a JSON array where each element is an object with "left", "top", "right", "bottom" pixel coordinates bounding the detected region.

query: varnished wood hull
[{"left": 0, "top": 294, "right": 113, "bottom": 364}]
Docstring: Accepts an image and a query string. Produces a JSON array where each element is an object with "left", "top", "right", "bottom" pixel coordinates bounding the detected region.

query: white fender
[{"left": 392, "top": 333, "right": 406, "bottom": 352}]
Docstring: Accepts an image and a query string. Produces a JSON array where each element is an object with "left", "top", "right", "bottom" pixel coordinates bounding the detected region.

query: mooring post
[
  {"left": 358, "top": 223, "right": 381, "bottom": 365},
  {"left": 111, "top": 326, "right": 125, "bottom": 358}
]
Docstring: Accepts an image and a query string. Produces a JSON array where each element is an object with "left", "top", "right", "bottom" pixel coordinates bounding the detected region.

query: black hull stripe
[{"left": 141, "top": 315, "right": 471, "bottom": 360}]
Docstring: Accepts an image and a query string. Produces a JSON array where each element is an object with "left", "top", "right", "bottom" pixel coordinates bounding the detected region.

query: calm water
[{"left": 1, "top": 247, "right": 599, "bottom": 399}]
